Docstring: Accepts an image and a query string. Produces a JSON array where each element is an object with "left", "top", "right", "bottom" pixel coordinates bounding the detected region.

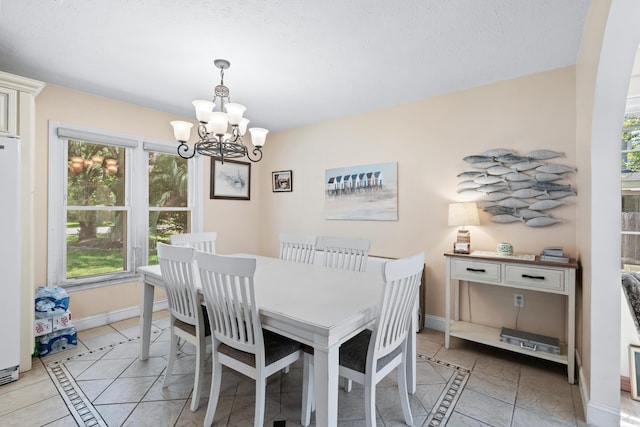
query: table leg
[
  {"left": 140, "top": 278, "right": 155, "bottom": 360},
  {"left": 313, "top": 346, "right": 339, "bottom": 427}
]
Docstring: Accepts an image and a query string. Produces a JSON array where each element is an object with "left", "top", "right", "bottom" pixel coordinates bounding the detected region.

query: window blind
[
  {"left": 143, "top": 140, "right": 182, "bottom": 155},
  {"left": 57, "top": 127, "right": 138, "bottom": 148}
]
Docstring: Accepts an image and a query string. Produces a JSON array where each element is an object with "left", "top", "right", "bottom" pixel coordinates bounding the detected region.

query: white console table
[{"left": 444, "top": 251, "right": 578, "bottom": 383}]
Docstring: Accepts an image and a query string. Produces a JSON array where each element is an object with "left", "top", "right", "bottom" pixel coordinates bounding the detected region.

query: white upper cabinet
[
  {"left": 0, "top": 86, "right": 17, "bottom": 135},
  {"left": 0, "top": 71, "right": 45, "bottom": 137}
]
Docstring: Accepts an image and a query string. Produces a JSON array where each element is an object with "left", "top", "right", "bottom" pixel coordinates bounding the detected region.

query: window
[
  {"left": 622, "top": 113, "right": 640, "bottom": 271},
  {"left": 48, "top": 123, "right": 203, "bottom": 288},
  {"left": 145, "top": 141, "right": 193, "bottom": 265}
]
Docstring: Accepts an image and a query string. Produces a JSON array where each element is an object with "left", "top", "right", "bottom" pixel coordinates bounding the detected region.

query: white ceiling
[{"left": 0, "top": 0, "right": 590, "bottom": 131}]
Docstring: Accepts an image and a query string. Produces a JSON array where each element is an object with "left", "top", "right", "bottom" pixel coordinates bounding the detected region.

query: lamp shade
[
  {"left": 448, "top": 202, "right": 480, "bottom": 227},
  {"left": 170, "top": 121, "right": 193, "bottom": 142},
  {"left": 248, "top": 127, "right": 268, "bottom": 147},
  {"left": 238, "top": 118, "right": 250, "bottom": 136},
  {"left": 192, "top": 100, "right": 215, "bottom": 123},
  {"left": 224, "top": 103, "right": 247, "bottom": 125},
  {"left": 208, "top": 112, "right": 229, "bottom": 135}
]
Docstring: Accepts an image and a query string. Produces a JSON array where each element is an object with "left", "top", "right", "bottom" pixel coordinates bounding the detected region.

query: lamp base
[
  {"left": 453, "top": 242, "right": 471, "bottom": 254},
  {"left": 457, "top": 228, "right": 471, "bottom": 244}
]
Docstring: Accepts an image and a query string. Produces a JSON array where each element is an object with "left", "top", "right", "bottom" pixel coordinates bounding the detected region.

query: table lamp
[{"left": 448, "top": 202, "right": 480, "bottom": 253}]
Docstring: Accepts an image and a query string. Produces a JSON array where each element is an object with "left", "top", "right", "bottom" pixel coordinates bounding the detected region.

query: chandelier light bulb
[
  {"left": 91, "top": 155, "right": 104, "bottom": 165},
  {"left": 70, "top": 157, "right": 84, "bottom": 173}
]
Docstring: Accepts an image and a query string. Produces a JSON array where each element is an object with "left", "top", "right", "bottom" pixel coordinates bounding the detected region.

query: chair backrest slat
[
  {"left": 279, "top": 233, "right": 317, "bottom": 264},
  {"left": 370, "top": 253, "right": 424, "bottom": 362},
  {"left": 196, "top": 252, "right": 260, "bottom": 355},
  {"left": 317, "top": 235, "right": 371, "bottom": 272},
  {"left": 157, "top": 243, "right": 200, "bottom": 326},
  {"left": 170, "top": 231, "right": 218, "bottom": 254}
]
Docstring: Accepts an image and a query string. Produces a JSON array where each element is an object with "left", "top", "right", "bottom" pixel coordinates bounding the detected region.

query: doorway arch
[{"left": 580, "top": 0, "right": 640, "bottom": 424}]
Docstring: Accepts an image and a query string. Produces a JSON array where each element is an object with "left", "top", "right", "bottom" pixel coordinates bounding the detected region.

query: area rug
[{"left": 46, "top": 333, "right": 469, "bottom": 427}]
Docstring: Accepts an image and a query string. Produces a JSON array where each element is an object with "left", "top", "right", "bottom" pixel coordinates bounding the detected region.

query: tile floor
[{"left": 0, "top": 310, "right": 633, "bottom": 426}]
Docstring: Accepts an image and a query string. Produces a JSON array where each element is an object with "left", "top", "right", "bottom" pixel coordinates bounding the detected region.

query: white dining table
[{"left": 138, "top": 254, "right": 417, "bottom": 427}]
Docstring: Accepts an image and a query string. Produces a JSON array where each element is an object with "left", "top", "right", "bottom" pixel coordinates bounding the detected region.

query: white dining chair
[
  {"left": 170, "top": 231, "right": 217, "bottom": 253},
  {"left": 301, "top": 252, "right": 425, "bottom": 427},
  {"left": 157, "top": 242, "right": 211, "bottom": 412},
  {"left": 196, "top": 252, "right": 304, "bottom": 427},
  {"left": 278, "top": 232, "right": 317, "bottom": 373},
  {"left": 279, "top": 233, "right": 317, "bottom": 264},
  {"left": 317, "top": 235, "right": 371, "bottom": 272},
  {"left": 316, "top": 235, "right": 372, "bottom": 390}
]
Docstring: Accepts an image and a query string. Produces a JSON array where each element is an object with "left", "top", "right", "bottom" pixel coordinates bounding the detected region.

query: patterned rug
[{"left": 46, "top": 332, "right": 469, "bottom": 427}]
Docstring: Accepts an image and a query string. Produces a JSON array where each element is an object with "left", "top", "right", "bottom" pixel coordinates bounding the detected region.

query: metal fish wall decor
[{"left": 458, "top": 149, "right": 576, "bottom": 227}]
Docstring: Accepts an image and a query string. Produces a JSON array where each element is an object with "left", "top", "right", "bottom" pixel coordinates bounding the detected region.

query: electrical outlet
[{"left": 514, "top": 293, "right": 524, "bottom": 308}]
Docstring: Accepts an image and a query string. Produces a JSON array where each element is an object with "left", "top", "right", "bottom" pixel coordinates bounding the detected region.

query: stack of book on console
[{"left": 540, "top": 247, "right": 569, "bottom": 263}]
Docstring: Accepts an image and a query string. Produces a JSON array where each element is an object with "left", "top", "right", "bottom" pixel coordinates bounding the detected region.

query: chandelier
[{"left": 170, "top": 59, "right": 268, "bottom": 163}]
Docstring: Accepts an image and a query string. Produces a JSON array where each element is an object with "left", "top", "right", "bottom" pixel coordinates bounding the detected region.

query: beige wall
[
  {"left": 258, "top": 67, "right": 577, "bottom": 339},
  {"left": 34, "top": 68, "right": 578, "bottom": 336},
  {"left": 202, "top": 160, "right": 263, "bottom": 256}
]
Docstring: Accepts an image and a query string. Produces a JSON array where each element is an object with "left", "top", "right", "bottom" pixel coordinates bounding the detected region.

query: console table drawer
[
  {"left": 505, "top": 265, "right": 565, "bottom": 292},
  {"left": 451, "top": 259, "right": 501, "bottom": 282}
]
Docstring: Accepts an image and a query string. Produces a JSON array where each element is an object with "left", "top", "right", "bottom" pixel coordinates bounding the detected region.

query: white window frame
[
  {"left": 48, "top": 121, "right": 203, "bottom": 289},
  {"left": 622, "top": 102, "right": 640, "bottom": 268}
]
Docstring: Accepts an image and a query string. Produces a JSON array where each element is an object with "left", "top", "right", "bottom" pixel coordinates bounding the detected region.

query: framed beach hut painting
[{"left": 325, "top": 162, "right": 398, "bottom": 221}]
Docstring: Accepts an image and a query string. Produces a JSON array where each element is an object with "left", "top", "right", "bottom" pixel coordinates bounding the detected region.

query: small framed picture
[
  {"left": 272, "top": 170, "right": 293, "bottom": 192},
  {"left": 210, "top": 157, "right": 251, "bottom": 200},
  {"left": 630, "top": 345, "right": 640, "bottom": 400},
  {"left": 453, "top": 242, "right": 470, "bottom": 254}
]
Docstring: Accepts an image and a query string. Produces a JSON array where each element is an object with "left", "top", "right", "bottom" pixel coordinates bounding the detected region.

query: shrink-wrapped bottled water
[{"left": 36, "top": 326, "right": 77, "bottom": 356}]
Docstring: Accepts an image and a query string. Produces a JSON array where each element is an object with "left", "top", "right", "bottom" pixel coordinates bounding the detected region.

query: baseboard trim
[
  {"left": 576, "top": 350, "right": 621, "bottom": 426},
  {"left": 74, "top": 303, "right": 444, "bottom": 334},
  {"left": 585, "top": 399, "right": 621, "bottom": 426},
  {"left": 576, "top": 351, "right": 590, "bottom": 421},
  {"left": 72, "top": 300, "right": 168, "bottom": 332},
  {"left": 425, "top": 315, "right": 445, "bottom": 332}
]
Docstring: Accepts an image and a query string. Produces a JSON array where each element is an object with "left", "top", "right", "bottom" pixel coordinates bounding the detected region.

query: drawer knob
[
  {"left": 522, "top": 274, "right": 545, "bottom": 280},
  {"left": 466, "top": 268, "right": 486, "bottom": 273}
]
